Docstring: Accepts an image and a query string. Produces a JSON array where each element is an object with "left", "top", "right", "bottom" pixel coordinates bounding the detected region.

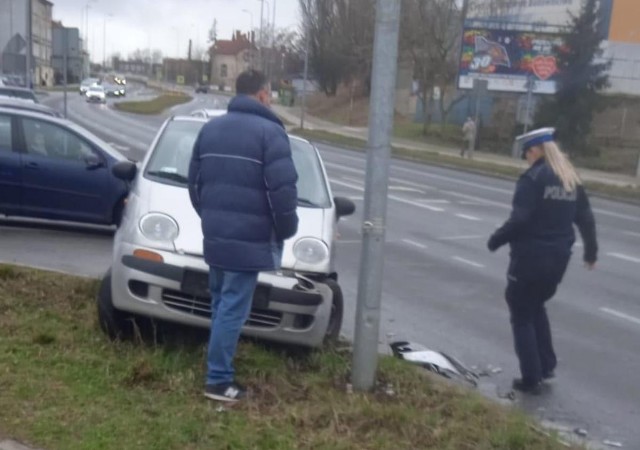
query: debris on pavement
[
  {"left": 390, "top": 341, "right": 479, "bottom": 387},
  {"left": 603, "top": 440, "right": 623, "bottom": 448},
  {"left": 573, "top": 428, "right": 588, "bottom": 437}
]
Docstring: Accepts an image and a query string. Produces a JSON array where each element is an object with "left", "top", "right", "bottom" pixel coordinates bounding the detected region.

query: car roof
[
  {"left": 0, "top": 86, "right": 35, "bottom": 94},
  {"left": 0, "top": 106, "right": 126, "bottom": 161},
  {"left": 170, "top": 115, "right": 312, "bottom": 145},
  {"left": 0, "top": 98, "right": 62, "bottom": 117}
]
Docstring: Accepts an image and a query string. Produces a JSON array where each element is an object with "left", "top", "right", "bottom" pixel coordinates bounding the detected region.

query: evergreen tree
[{"left": 535, "top": 0, "right": 610, "bottom": 156}]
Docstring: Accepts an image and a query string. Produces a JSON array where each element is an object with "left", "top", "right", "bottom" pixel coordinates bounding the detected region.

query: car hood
[{"left": 145, "top": 182, "right": 326, "bottom": 269}]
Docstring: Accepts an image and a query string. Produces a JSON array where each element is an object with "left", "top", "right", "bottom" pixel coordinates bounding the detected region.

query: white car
[
  {"left": 98, "top": 115, "right": 356, "bottom": 347},
  {"left": 85, "top": 85, "right": 106, "bottom": 103}
]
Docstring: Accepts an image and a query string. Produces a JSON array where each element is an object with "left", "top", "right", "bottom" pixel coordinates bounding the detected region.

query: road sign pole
[{"left": 351, "top": 0, "right": 401, "bottom": 392}]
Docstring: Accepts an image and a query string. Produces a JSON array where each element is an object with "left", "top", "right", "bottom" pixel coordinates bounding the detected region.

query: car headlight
[
  {"left": 139, "top": 213, "right": 179, "bottom": 242},
  {"left": 293, "top": 238, "right": 329, "bottom": 265}
]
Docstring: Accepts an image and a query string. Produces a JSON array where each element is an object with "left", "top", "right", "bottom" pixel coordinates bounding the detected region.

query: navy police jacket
[
  {"left": 488, "top": 159, "right": 597, "bottom": 264},
  {"left": 188, "top": 95, "right": 299, "bottom": 271}
]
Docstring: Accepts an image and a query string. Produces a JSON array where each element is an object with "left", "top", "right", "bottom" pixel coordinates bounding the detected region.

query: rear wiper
[{"left": 147, "top": 170, "right": 188, "bottom": 183}]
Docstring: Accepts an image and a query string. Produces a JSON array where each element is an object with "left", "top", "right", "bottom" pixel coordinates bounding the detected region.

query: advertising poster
[{"left": 458, "top": 28, "right": 565, "bottom": 94}]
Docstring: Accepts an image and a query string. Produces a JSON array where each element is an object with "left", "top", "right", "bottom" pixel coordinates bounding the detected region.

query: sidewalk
[{"left": 273, "top": 104, "right": 639, "bottom": 189}]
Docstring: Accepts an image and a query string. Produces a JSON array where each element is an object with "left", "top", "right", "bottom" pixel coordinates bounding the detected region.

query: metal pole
[
  {"left": 351, "top": 0, "right": 401, "bottom": 392},
  {"left": 299, "top": 34, "right": 309, "bottom": 129},
  {"left": 26, "top": 0, "right": 32, "bottom": 88},
  {"left": 63, "top": 29, "right": 68, "bottom": 118},
  {"left": 636, "top": 151, "right": 640, "bottom": 179},
  {"left": 259, "top": 0, "right": 264, "bottom": 71},
  {"left": 103, "top": 17, "right": 106, "bottom": 69},
  {"left": 523, "top": 75, "right": 534, "bottom": 135}
]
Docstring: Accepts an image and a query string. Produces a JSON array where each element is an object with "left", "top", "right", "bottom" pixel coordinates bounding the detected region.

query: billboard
[
  {"left": 458, "top": 28, "right": 565, "bottom": 94},
  {"left": 0, "top": 0, "right": 28, "bottom": 83}
]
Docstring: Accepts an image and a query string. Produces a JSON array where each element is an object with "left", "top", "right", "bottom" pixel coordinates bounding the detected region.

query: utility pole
[
  {"left": 351, "top": 0, "right": 401, "bottom": 391},
  {"left": 63, "top": 29, "right": 68, "bottom": 118},
  {"left": 26, "top": 0, "right": 32, "bottom": 88},
  {"left": 523, "top": 75, "right": 535, "bottom": 134},
  {"left": 299, "top": 33, "right": 309, "bottom": 129},
  {"left": 259, "top": 0, "right": 264, "bottom": 71}
]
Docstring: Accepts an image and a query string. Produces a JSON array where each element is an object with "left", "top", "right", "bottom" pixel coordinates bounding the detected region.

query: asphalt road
[{"left": 2, "top": 86, "right": 639, "bottom": 447}]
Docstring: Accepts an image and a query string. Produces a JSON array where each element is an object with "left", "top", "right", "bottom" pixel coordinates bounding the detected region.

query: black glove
[{"left": 487, "top": 235, "right": 499, "bottom": 252}]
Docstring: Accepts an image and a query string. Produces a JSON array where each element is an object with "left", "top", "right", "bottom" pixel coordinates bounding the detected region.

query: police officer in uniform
[{"left": 488, "top": 128, "right": 598, "bottom": 394}]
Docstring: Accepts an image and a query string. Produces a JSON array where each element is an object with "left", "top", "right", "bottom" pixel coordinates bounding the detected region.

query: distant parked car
[
  {"left": 98, "top": 115, "right": 356, "bottom": 347},
  {"left": 195, "top": 84, "right": 210, "bottom": 94},
  {"left": 0, "top": 86, "right": 39, "bottom": 103},
  {"left": 0, "top": 107, "right": 129, "bottom": 225},
  {"left": 79, "top": 77, "right": 100, "bottom": 95},
  {"left": 86, "top": 85, "right": 107, "bottom": 103},
  {"left": 0, "top": 98, "right": 63, "bottom": 117}
]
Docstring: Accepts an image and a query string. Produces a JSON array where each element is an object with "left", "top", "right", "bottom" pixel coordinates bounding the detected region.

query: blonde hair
[{"left": 540, "top": 141, "right": 582, "bottom": 192}]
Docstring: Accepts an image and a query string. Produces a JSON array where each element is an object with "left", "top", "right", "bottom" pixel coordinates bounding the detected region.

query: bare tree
[
  {"left": 299, "top": 0, "right": 375, "bottom": 96},
  {"left": 402, "top": 0, "right": 465, "bottom": 131}
]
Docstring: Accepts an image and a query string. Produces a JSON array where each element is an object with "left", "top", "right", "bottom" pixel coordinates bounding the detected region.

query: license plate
[{"left": 181, "top": 269, "right": 210, "bottom": 298}]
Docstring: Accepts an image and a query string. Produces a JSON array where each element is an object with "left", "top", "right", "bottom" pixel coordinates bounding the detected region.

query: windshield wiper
[
  {"left": 297, "top": 198, "right": 320, "bottom": 207},
  {"left": 147, "top": 170, "right": 188, "bottom": 183}
]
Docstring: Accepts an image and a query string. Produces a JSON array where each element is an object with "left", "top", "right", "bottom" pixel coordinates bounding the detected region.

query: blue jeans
[{"left": 206, "top": 269, "right": 259, "bottom": 386}]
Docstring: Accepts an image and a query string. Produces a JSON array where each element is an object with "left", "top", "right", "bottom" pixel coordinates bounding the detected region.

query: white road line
[
  {"left": 331, "top": 180, "right": 446, "bottom": 213},
  {"left": 607, "top": 252, "right": 640, "bottom": 264},
  {"left": 455, "top": 213, "right": 482, "bottom": 221},
  {"left": 418, "top": 199, "right": 450, "bottom": 204},
  {"left": 389, "top": 186, "right": 425, "bottom": 194},
  {"left": 402, "top": 239, "right": 427, "bottom": 249},
  {"left": 452, "top": 256, "right": 485, "bottom": 268},
  {"left": 592, "top": 208, "right": 640, "bottom": 223},
  {"left": 440, "top": 235, "right": 484, "bottom": 241},
  {"left": 341, "top": 175, "right": 365, "bottom": 185},
  {"left": 441, "top": 190, "right": 510, "bottom": 209},
  {"left": 623, "top": 231, "right": 640, "bottom": 238},
  {"left": 388, "top": 177, "right": 436, "bottom": 191},
  {"left": 600, "top": 307, "right": 640, "bottom": 326}
]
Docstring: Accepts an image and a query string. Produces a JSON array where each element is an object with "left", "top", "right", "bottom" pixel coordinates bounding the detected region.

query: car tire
[
  {"left": 324, "top": 278, "right": 344, "bottom": 343},
  {"left": 97, "top": 268, "right": 132, "bottom": 340}
]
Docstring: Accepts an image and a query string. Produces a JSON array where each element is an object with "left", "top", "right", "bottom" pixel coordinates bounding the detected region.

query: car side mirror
[
  {"left": 85, "top": 154, "right": 104, "bottom": 170},
  {"left": 112, "top": 160, "right": 137, "bottom": 181},
  {"left": 334, "top": 196, "right": 355, "bottom": 219}
]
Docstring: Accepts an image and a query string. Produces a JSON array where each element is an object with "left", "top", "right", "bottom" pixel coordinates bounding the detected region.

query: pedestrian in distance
[
  {"left": 461, "top": 116, "right": 476, "bottom": 158},
  {"left": 188, "top": 69, "right": 299, "bottom": 403},
  {"left": 487, "top": 128, "right": 598, "bottom": 395}
]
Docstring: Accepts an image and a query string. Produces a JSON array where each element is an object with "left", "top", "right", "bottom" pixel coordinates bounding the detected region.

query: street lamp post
[
  {"left": 242, "top": 9, "right": 254, "bottom": 68},
  {"left": 103, "top": 13, "right": 113, "bottom": 70}
]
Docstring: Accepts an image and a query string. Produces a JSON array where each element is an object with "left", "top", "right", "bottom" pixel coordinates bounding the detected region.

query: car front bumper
[{"left": 110, "top": 243, "right": 333, "bottom": 347}]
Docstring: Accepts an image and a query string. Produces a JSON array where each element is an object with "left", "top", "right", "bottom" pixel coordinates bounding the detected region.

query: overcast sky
[{"left": 51, "top": 0, "right": 301, "bottom": 63}]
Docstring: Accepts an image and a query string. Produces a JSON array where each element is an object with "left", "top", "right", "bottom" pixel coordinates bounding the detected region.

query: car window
[
  {"left": 144, "top": 121, "right": 332, "bottom": 207},
  {"left": 0, "top": 115, "right": 11, "bottom": 152},
  {"left": 22, "top": 118, "right": 95, "bottom": 162}
]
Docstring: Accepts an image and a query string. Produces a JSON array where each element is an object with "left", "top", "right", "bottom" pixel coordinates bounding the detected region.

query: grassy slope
[
  {"left": 113, "top": 93, "right": 191, "bottom": 115},
  {"left": 0, "top": 265, "right": 575, "bottom": 450}
]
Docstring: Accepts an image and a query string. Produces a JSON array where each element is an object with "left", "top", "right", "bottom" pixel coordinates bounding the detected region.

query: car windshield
[{"left": 145, "top": 120, "right": 332, "bottom": 208}]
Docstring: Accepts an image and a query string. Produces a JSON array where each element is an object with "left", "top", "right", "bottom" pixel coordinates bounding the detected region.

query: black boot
[{"left": 512, "top": 378, "right": 542, "bottom": 395}]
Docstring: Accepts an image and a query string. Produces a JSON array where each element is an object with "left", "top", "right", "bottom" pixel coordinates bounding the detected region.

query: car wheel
[
  {"left": 97, "top": 268, "right": 132, "bottom": 340},
  {"left": 324, "top": 278, "right": 344, "bottom": 343}
]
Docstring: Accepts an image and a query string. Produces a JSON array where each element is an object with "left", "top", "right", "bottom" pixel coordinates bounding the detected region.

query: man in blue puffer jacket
[{"left": 188, "top": 70, "right": 298, "bottom": 403}]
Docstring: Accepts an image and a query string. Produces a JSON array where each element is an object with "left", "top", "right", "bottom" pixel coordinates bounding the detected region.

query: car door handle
[{"left": 25, "top": 162, "right": 40, "bottom": 169}]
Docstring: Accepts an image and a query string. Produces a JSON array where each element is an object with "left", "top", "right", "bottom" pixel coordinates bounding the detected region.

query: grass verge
[
  {"left": 292, "top": 128, "right": 640, "bottom": 204},
  {"left": 113, "top": 92, "right": 192, "bottom": 115},
  {"left": 0, "top": 265, "right": 574, "bottom": 450}
]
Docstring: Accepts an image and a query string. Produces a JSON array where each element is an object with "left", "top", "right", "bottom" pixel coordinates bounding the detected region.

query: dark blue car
[{"left": 0, "top": 107, "right": 129, "bottom": 225}]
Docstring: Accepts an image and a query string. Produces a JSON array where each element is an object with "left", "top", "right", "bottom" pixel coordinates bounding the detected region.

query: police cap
[{"left": 515, "top": 127, "right": 556, "bottom": 159}]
